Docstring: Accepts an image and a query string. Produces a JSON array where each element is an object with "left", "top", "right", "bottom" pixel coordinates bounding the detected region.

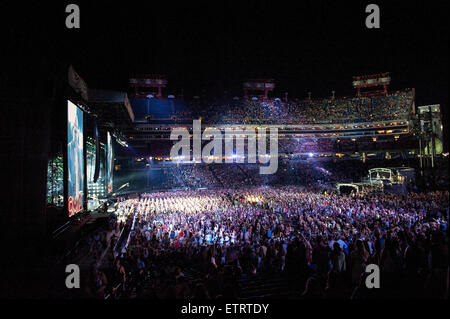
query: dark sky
[{"left": 2, "top": 0, "right": 449, "bottom": 146}]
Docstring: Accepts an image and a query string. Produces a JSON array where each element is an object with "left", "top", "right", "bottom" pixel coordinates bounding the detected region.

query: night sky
[{"left": 3, "top": 0, "right": 449, "bottom": 148}]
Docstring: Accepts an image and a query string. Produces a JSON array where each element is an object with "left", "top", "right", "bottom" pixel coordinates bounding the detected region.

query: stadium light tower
[
  {"left": 129, "top": 74, "right": 167, "bottom": 98},
  {"left": 243, "top": 79, "right": 275, "bottom": 100},
  {"left": 417, "top": 104, "right": 443, "bottom": 170},
  {"left": 352, "top": 73, "right": 390, "bottom": 97}
]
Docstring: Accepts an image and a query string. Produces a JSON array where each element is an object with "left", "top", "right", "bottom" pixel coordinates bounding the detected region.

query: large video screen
[
  {"left": 67, "top": 100, "right": 84, "bottom": 217},
  {"left": 107, "top": 131, "right": 114, "bottom": 193}
]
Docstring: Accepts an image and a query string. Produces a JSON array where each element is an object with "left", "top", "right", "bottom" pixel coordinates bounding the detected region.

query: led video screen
[
  {"left": 67, "top": 100, "right": 84, "bottom": 216},
  {"left": 107, "top": 131, "right": 114, "bottom": 193}
]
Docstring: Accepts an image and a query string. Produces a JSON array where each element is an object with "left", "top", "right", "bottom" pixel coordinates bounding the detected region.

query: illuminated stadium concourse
[{"left": 2, "top": 1, "right": 448, "bottom": 305}]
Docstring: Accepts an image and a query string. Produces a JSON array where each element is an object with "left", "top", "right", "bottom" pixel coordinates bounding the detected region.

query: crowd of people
[
  {"left": 170, "top": 165, "right": 221, "bottom": 189},
  {"left": 132, "top": 89, "right": 414, "bottom": 125},
  {"left": 78, "top": 84, "right": 443, "bottom": 300},
  {"left": 277, "top": 135, "right": 418, "bottom": 154},
  {"left": 189, "top": 89, "right": 413, "bottom": 125},
  {"left": 83, "top": 186, "right": 448, "bottom": 299},
  {"left": 113, "top": 156, "right": 448, "bottom": 195},
  {"left": 114, "top": 161, "right": 333, "bottom": 192}
]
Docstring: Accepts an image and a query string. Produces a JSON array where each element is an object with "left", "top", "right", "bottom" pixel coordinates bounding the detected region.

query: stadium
[
  {"left": 44, "top": 73, "right": 447, "bottom": 300},
  {"left": 2, "top": 1, "right": 448, "bottom": 305}
]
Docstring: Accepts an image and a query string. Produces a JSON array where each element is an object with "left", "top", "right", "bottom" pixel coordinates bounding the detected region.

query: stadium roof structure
[{"left": 88, "top": 88, "right": 135, "bottom": 124}]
